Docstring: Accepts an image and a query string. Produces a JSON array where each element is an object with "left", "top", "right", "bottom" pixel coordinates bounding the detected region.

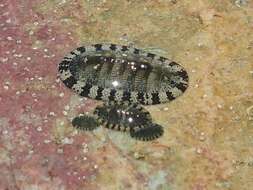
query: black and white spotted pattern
[
  {"left": 58, "top": 43, "right": 189, "bottom": 141},
  {"left": 72, "top": 101, "right": 164, "bottom": 141},
  {"left": 58, "top": 43, "right": 189, "bottom": 105}
]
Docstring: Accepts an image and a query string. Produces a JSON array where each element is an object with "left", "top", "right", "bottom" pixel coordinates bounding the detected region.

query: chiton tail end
[
  {"left": 130, "top": 123, "right": 164, "bottom": 141},
  {"left": 72, "top": 115, "right": 100, "bottom": 131}
]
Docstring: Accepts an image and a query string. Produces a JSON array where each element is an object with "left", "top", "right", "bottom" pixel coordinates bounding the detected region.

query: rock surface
[{"left": 0, "top": 0, "right": 253, "bottom": 189}]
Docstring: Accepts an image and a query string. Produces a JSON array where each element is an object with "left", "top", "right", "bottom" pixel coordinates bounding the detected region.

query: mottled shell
[{"left": 58, "top": 43, "right": 189, "bottom": 105}]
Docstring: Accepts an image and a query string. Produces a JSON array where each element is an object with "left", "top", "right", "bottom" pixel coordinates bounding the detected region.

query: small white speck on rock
[
  {"left": 24, "top": 67, "right": 30, "bottom": 71},
  {"left": 234, "top": 0, "right": 248, "bottom": 7},
  {"left": 199, "top": 133, "right": 206, "bottom": 141},
  {"left": 31, "top": 113, "right": 36, "bottom": 119},
  {"left": 83, "top": 148, "right": 88, "bottom": 154},
  {"left": 7, "top": 36, "right": 13, "bottom": 40},
  {"left": 57, "top": 148, "right": 64, "bottom": 154},
  {"left": 6, "top": 18, "right": 11, "bottom": 23},
  {"left": 1, "top": 57, "right": 8, "bottom": 63},
  {"left": 62, "top": 137, "right": 73, "bottom": 144},
  {"left": 64, "top": 105, "right": 70, "bottom": 111},
  {"left": 82, "top": 143, "right": 88, "bottom": 147},
  {"left": 44, "top": 139, "right": 51, "bottom": 144},
  {"left": 13, "top": 53, "right": 23, "bottom": 58},
  {"left": 29, "top": 30, "right": 34, "bottom": 35},
  {"left": 73, "top": 171, "right": 78, "bottom": 176},
  {"left": 196, "top": 147, "right": 203, "bottom": 154},
  {"left": 163, "top": 107, "right": 169, "bottom": 111},
  {"left": 134, "top": 152, "right": 145, "bottom": 159},
  {"left": 246, "top": 105, "right": 253, "bottom": 120},
  {"left": 49, "top": 112, "right": 55, "bottom": 116}
]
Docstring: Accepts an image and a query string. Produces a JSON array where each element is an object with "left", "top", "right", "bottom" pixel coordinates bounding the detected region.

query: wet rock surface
[{"left": 0, "top": 0, "right": 253, "bottom": 189}]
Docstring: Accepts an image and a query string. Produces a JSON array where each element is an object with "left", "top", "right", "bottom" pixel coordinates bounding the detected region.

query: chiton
[
  {"left": 72, "top": 102, "right": 164, "bottom": 141},
  {"left": 58, "top": 43, "right": 189, "bottom": 141},
  {"left": 58, "top": 43, "right": 189, "bottom": 105}
]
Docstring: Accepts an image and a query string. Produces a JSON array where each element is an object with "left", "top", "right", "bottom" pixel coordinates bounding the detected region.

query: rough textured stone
[{"left": 0, "top": 0, "right": 252, "bottom": 189}]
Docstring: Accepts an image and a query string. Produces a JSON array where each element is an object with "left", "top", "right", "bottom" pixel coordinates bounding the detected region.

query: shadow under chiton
[{"left": 58, "top": 43, "right": 189, "bottom": 141}]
